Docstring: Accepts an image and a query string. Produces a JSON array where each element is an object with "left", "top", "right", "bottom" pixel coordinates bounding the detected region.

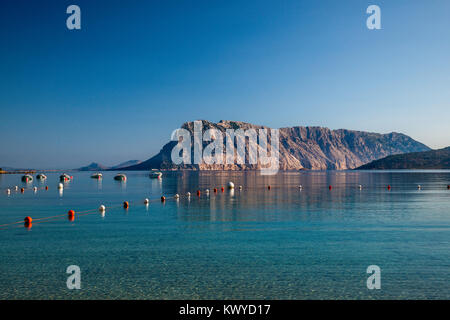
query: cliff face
[
  {"left": 357, "top": 147, "right": 450, "bottom": 169},
  {"left": 124, "top": 120, "right": 430, "bottom": 171}
]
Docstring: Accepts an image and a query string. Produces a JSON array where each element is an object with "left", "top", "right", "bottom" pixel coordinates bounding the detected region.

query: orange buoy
[
  {"left": 213, "top": 188, "right": 217, "bottom": 193},
  {"left": 68, "top": 210, "right": 75, "bottom": 219},
  {"left": 20, "top": 187, "right": 25, "bottom": 193},
  {"left": 123, "top": 201, "right": 129, "bottom": 209},
  {"left": 387, "top": 185, "right": 391, "bottom": 190},
  {"left": 268, "top": 185, "right": 271, "bottom": 190},
  {"left": 45, "top": 186, "right": 49, "bottom": 190},
  {"left": 24, "top": 216, "right": 32, "bottom": 228},
  {"left": 329, "top": 185, "right": 332, "bottom": 190},
  {"left": 221, "top": 187, "right": 224, "bottom": 192},
  {"left": 197, "top": 190, "right": 201, "bottom": 196},
  {"left": 161, "top": 196, "right": 166, "bottom": 202}
]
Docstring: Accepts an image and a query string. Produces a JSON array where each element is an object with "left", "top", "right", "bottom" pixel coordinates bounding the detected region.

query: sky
[{"left": 1, "top": 0, "right": 449, "bottom": 169}]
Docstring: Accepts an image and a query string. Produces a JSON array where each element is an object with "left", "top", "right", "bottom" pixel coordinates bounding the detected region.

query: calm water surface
[{"left": 0, "top": 170, "right": 449, "bottom": 299}]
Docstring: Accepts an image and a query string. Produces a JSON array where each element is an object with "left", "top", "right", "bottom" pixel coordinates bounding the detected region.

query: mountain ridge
[
  {"left": 356, "top": 147, "right": 450, "bottom": 169},
  {"left": 120, "top": 120, "right": 430, "bottom": 171}
]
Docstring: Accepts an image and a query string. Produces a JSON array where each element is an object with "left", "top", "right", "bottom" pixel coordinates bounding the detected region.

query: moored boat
[
  {"left": 60, "top": 173, "right": 71, "bottom": 182},
  {"left": 149, "top": 169, "right": 162, "bottom": 179},
  {"left": 36, "top": 173, "right": 47, "bottom": 180},
  {"left": 91, "top": 172, "right": 103, "bottom": 179},
  {"left": 114, "top": 173, "right": 127, "bottom": 181},
  {"left": 21, "top": 174, "right": 33, "bottom": 182}
]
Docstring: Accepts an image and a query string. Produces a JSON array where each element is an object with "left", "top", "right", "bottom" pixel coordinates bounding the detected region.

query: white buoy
[
  {"left": 228, "top": 181, "right": 235, "bottom": 189},
  {"left": 205, "top": 189, "right": 210, "bottom": 194},
  {"left": 174, "top": 194, "right": 179, "bottom": 199},
  {"left": 58, "top": 183, "right": 64, "bottom": 190},
  {"left": 14, "top": 186, "right": 18, "bottom": 191},
  {"left": 417, "top": 185, "right": 421, "bottom": 190},
  {"left": 186, "top": 192, "right": 191, "bottom": 197},
  {"left": 298, "top": 185, "right": 303, "bottom": 189},
  {"left": 6, "top": 189, "right": 11, "bottom": 194},
  {"left": 144, "top": 198, "right": 150, "bottom": 204},
  {"left": 239, "top": 185, "right": 242, "bottom": 190},
  {"left": 99, "top": 205, "right": 106, "bottom": 212},
  {"left": 358, "top": 185, "right": 362, "bottom": 190},
  {"left": 33, "top": 187, "right": 37, "bottom": 192}
]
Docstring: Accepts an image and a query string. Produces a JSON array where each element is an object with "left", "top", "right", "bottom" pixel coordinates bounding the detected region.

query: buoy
[
  {"left": 58, "top": 183, "right": 64, "bottom": 190},
  {"left": 387, "top": 185, "right": 391, "bottom": 190},
  {"left": 239, "top": 185, "right": 242, "bottom": 190},
  {"left": 161, "top": 196, "right": 166, "bottom": 202},
  {"left": 6, "top": 189, "right": 11, "bottom": 194},
  {"left": 99, "top": 205, "right": 106, "bottom": 212},
  {"left": 174, "top": 194, "right": 179, "bottom": 199},
  {"left": 228, "top": 182, "right": 235, "bottom": 189},
  {"left": 24, "top": 216, "right": 32, "bottom": 228},
  {"left": 268, "top": 185, "right": 271, "bottom": 190},
  {"left": 358, "top": 185, "right": 362, "bottom": 190},
  {"left": 14, "top": 186, "right": 18, "bottom": 191},
  {"left": 68, "top": 215, "right": 75, "bottom": 222},
  {"left": 205, "top": 189, "right": 210, "bottom": 194},
  {"left": 33, "top": 187, "right": 37, "bottom": 192},
  {"left": 186, "top": 192, "right": 191, "bottom": 197},
  {"left": 417, "top": 185, "right": 421, "bottom": 190},
  {"left": 197, "top": 190, "right": 201, "bottom": 196},
  {"left": 328, "top": 185, "right": 332, "bottom": 190},
  {"left": 20, "top": 188, "right": 24, "bottom": 193},
  {"left": 68, "top": 210, "right": 75, "bottom": 221},
  {"left": 123, "top": 201, "right": 129, "bottom": 209},
  {"left": 298, "top": 185, "right": 303, "bottom": 189},
  {"left": 144, "top": 198, "right": 149, "bottom": 204},
  {"left": 45, "top": 186, "right": 48, "bottom": 190},
  {"left": 213, "top": 188, "right": 217, "bottom": 193},
  {"left": 221, "top": 187, "right": 224, "bottom": 192}
]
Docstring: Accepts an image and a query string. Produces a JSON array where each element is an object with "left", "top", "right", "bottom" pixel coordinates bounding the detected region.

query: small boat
[
  {"left": 91, "top": 173, "right": 103, "bottom": 179},
  {"left": 149, "top": 169, "right": 162, "bottom": 179},
  {"left": 60, "top": 173, "right": 71, "bottom": 182},
  {"left": 114, "top": 173, "right": 127, "bottom": 181},
  {"left": 36, "top": 173, "right": 47, "bottom": 180},
  {"left": 21, "top": 174, "right": 33, "bottom": 182}
]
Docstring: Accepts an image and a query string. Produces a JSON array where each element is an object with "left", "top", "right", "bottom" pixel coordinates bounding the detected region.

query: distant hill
[
  {"left": 121, "top": 120, "right": 430, "bottom": 171},
  {"left": 357, "top": 147, "right": 450, "bottom": 169},
  {"left": 77, "top": 160, "right": 142, "bottom": 171},
  {"left": 110, "top": 160, "right": 141, "bottom": 169},
  {"left": 77, "top": 162, "right": 110, "bottom": 171}
]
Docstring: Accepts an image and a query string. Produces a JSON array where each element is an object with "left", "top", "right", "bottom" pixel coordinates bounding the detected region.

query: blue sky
[{"left": 1, "top": 0, "right": 449, "bottom": 168}]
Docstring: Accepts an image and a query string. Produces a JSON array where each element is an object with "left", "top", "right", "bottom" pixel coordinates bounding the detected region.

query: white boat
[
  {"left": 21, "top": 174, "right": 33, "bottom": 182},
  {"left": 36, "top": 173, "right": 47, "bottom": 180},
  {"left": 114, "top": 173, "right": 127, "bottom": 181},
  {"left": 60, "top": 173, "right": 71, "bottom": 181},
  {"left": 149, "top": 169, "right": 162, "bottom": 179},
  {"left": 91, "top": 172, "right": 103, "bottom": 179}
]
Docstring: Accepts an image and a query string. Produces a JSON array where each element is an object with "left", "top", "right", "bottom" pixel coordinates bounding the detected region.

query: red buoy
[
  {"left": 387, "top": 185, "right": 391, "bottom": 190},
  {"left": 123, "top": 201, "right": 129, "bottom": 209},
  {"left": 197, "top": 190, "right": 201, "bottom": 196},
  {"left": 161, "top": 196, "right": 166, "bottom": 202},
  {"left": 329, "top": 185, "right": 332, "bottom": 190},
  {"left": 221, "top": 187, "right": 224, "bottom": 192},
  {"left": 213, "top": 188, "right": 217, "bottom": 193},
  {"left": 20, "top": 188, "right": 25, "bottom": 193},
  {"left": 68, "top": 210, "right": 75, "bottom": 217},
  {"left": 268, "top": 185, "right": 271, "bottom": 190},
  {"left": 45, "top": 186, "right": 49, "bottom": 190},
  {"left": 24, "top": 216, "right": 32, "bottom": 228}
]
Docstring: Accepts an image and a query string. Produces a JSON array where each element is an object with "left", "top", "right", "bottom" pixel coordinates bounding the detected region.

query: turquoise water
[{"left": 0, "top": 170, "right": 449, "bottom": 299}]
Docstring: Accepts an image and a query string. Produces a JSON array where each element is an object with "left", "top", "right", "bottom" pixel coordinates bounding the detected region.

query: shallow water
[{"left": 0, "top": 170, "right": 449, "bottom": 299}]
